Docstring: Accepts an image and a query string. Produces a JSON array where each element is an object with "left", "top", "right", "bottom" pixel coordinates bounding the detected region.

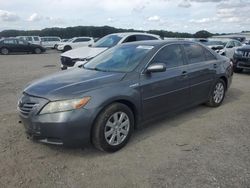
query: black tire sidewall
[
  {"left": 92, "top": 103, "right": 134, "bottom": 152},
  {"left": 1, "top": 48, "right": 9, "bottom": 55},
  {"left": 64, "top": 46, "right": 72, "bottom": 52},
  {"left": 34, "top": 48, "right": 41, "bottom": 54}
]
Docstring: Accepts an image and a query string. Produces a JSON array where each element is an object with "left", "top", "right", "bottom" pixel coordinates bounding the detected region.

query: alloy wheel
[
  {"left": 213, "top": 82, "right": 225, "bottom": 104},
  {"left": 104, "top": 112, "right": 130, "bottom": 146}
]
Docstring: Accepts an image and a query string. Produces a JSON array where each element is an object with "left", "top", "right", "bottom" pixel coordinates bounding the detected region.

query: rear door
[
  {"left": 17, "top": 40, "right": 30, "bottom": 52},
  {"left": 3, "top": 39, "right": 18, "bottom": 52},
  {"left": 72, "top": 38, "right": 92, "bottom": 48},
  {"left": 140, "top": 44, "right": 190, "bottom": 119},
  {"left": 183, "top": 43, "right": 217, "bottom": 104}
]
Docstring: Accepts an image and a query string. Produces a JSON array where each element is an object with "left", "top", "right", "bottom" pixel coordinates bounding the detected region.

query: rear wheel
[
  {"left": 1, "top": 48, "right": 9, "bottom": 55},
  {"left": 63, "top": 46, "right": 72, "bottom": 52},
  {"left": 206, "top": 79, "right": 226, "bottom": 107},
  {"left": 34, "top": 48, "right": 42, "bottom": 54},
  {"left": 92, "top": 103, "right": 134, "bottom": 152}
]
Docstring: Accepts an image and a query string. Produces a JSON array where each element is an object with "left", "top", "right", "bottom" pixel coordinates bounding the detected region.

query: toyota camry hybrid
[{"left": 18, "top": 40, "right": 233, "bottom": 152}]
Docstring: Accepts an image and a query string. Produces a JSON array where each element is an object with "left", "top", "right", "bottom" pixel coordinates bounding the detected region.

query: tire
[
  {"left": 34, "top": 48, "right": 42, "bottom": 54},
  {"left": 206, "top": 79, "right": 226, "bottom": 107},
  {"left": 63, "top": 46, "right": 72, "bottom": 52},
  {"left": 92, "top": 103, "right": 134, "bottom": 152},
  {"left": 54, "top": 44, "right": 58, "bottom": 49},
  {"left": 1, "top": 47, "right": 9, "bottom": 55}
]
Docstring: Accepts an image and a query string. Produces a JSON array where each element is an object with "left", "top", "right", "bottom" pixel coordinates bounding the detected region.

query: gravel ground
[{"left": 0, "top": 51, "right": 250, "bottom": 188}]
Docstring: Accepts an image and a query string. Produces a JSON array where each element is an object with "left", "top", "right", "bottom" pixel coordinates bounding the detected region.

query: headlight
[
  {"left": 40, "top": 97, "right": 91, "bottom": 114},
  {"left": 234, "top": 49, "right": 243, "bottom": 56}
]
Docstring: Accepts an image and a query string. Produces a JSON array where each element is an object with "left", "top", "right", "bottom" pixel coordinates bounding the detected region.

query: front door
[{"left": 140, "top": 44, "right": 190, "bottom": 120}]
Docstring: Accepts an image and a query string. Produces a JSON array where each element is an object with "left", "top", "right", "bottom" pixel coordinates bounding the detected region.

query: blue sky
[{"left": 0, "top": 0, "right": 250, "bottom": 33}]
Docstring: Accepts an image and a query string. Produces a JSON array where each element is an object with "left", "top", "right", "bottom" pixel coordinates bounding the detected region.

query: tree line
[{"left": 0, "top": 26, "right": 213, "bottom": 39}]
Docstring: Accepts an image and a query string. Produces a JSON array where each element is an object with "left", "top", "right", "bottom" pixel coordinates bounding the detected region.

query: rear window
[
  {"left": 136, "top": 35, "right": 158, "bottom": 41},
  {"left": 183, "top": 43, "right": 206, "bottom": 64},
  {"left": 73, "top": 38, "right": 91, "bottom": 42}
]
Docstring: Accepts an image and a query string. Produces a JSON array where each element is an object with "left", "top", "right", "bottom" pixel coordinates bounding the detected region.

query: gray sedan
[{"left": 18, "top": 40, "right": 233, "bottom": 152}]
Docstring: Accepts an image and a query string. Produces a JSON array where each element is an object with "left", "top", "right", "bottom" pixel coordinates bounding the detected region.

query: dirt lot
[{"left": 0, "top": 51, "right": 250, "bottom": 188}]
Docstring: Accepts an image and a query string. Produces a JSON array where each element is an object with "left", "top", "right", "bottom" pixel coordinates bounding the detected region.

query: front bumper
[
  {"left": 18, "top": 93, "right": 95, "bottom": 147},
  {"left": 233, "top": 58, "right": 250, "bottom": 70},
  {"left": 19, "top": 109, "right": 94, "bottom": 147}
]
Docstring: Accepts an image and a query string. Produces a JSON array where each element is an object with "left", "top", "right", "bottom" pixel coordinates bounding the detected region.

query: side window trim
[{"left": 141, "top": 43, "right": 187, "bottom": 74}]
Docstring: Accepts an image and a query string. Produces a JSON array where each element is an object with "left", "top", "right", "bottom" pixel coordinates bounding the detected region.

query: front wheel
[
  {"left": 63, "top": 46, "right": 72, "bottom": 52},
  {"left": 92, "top": 103, "right": 134, "bottom": 152},
  {"left": 206, "top": 79, "right": 226, "bottom": 107},
  {"left": 1, "top": 48, "right": 9, "bottom": 55},
  {"left": 34, "top": 48, "right": 42, "bottom": 54}
]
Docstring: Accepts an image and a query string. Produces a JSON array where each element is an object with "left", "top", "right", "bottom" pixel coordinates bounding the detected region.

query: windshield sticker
[{"left": 137, "top": 45, "right": 154, "bottom": 50}]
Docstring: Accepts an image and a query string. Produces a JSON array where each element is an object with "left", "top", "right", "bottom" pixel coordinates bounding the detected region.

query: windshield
[
  {"left": 84, "top": 44, "right": 154, "bottom": 72},
  {"left": 92, "top": 34, "right": 122, "bottom": 48}
]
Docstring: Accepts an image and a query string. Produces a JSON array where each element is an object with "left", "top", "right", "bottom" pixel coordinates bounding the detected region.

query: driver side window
[
  {"left": 152, "top": 44, "right": 185, "bottom": 68},
  {"left": 123, "top": 35, "right": 137, "bottom": 43}
]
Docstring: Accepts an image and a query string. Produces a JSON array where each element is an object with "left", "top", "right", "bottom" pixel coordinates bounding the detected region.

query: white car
[
  {"left": 214, "top": 39, "right": 243, "bottom": 60},
  {"left": 57, "top": 37, "right": 94, "bottom": 52},
  {"left": 16, "top": 36, "right": 41, "bottom": 45},
  {"left": 60, "top": 32, "right": 161, "bottom": 70},
  {"left": 41, "top": 36, "right": 61, "bottom": 48}
]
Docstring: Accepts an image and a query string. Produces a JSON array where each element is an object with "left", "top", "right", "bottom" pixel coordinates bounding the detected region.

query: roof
[
  {"left": 120, "top": 39, "right": 199, "bottom": 47},
  {"left": 108, "top": 32, "right": 160, "bottom": 38}
]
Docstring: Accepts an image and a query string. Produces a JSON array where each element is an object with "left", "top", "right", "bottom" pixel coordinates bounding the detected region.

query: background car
[
  {"left": 233, "top": 45, "right": 250, "bottom": 73},
  {"left": 214, "top": 39, "right": 242, "bottom": 60},
  {"left": 57, "top": 37, "right": 94, "bottom": 52},
  {"left": 18, "top": 40, "right": 233, "bottom": 152},
  {"left": 60, "top": 32, "right": 161, "bottom": 70},
  {"left": 0, "top": 38, "right": 46, "bottom": 55},
  {"left": 16, "top": 36, "right": 41, "bottom": 45},
  {"left": 41, "top": 36, "right": 61, "bottom": 48}
]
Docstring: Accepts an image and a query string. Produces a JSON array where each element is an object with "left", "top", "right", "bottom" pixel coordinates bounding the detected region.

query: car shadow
[{"left": 45, "top": 86, "right": 243, "bottom": 156}]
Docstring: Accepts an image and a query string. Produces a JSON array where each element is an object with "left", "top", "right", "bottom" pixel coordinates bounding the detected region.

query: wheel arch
[
  {"left": 219, "top": 76, "right": 228, "bottom": 90},
  {"left": 90, "top": 98, "right": 140, "bottom": 143}
]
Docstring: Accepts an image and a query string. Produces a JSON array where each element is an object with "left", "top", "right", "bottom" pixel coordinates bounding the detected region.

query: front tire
[
  {"left": 1, "top": 48, "right": 9, "bottom": 55},
  {"left": 206, "top": 79, "right": 226, "bottom": 107},
  {"left": 34, "top": 48, "right": 42, "bottom": 54},
  {"left": 92, "top": 103, "right": 134, "bottom": 152},
  {"left": 63, "top": 46, "right": 72, "bottom": 52}
]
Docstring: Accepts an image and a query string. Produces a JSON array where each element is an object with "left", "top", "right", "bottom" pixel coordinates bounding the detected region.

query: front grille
[
  {"left": 18, "top": 102, "right": 37, "bottom": 117},
  {"left": 243, "top": 51, "right": 250, "bottom": 58}
]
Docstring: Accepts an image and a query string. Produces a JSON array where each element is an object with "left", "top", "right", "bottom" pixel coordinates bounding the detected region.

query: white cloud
[
  {"left": 0, "top": 10, "right": 19, "bottom": 21},
  {"left": 27, "top": 13, "right": 43, "bottom": 22},
  {"left": 148, "top": 15, "right": 160, "bottom": 22},
  {"left": 178, "top": 0, "right": 191, "bottom": 8},
  {"left": 107, "top": 17, "right": 115, "bottom": 22}
]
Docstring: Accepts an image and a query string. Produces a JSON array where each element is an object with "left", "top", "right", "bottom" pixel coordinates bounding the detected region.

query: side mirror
[{"left": 146, "top": 63, "right": 166, "bottom": 73}]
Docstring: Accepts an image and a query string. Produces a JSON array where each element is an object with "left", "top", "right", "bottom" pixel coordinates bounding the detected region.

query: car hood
[
  {"left": 238, "top": 45, "right": 250, "bottom": 51},
  {"left": 24, "top": 68, "right": 125, "bottom": 100},
  {"left": 61, "top": 46, "right": 108, "bottom": 59}
]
